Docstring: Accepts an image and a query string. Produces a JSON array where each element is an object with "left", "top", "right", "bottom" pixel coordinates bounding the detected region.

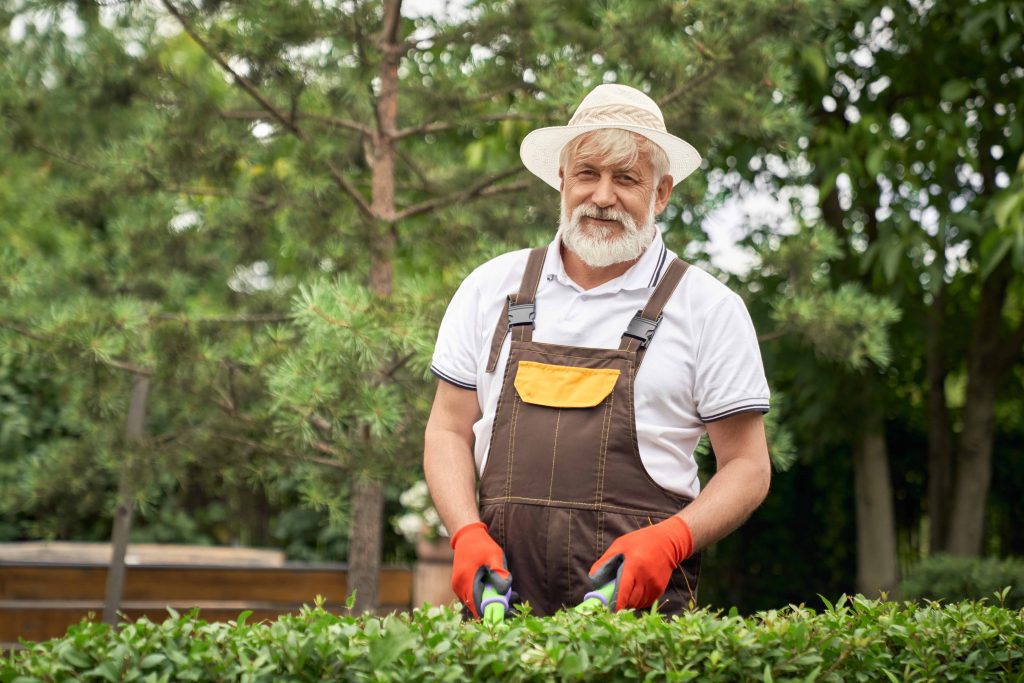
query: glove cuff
[
  {"left": 663, "top": 516, "right": 694, "bottom": 562},
  {"left": 450, "top": 521, "right": 487, "bottom": 550}
]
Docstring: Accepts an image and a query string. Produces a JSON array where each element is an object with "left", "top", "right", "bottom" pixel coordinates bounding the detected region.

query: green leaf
[
  {"left": 866, "top": 147, "right": 885, "bottom": 177},
  {"left": 368, "top": 619, "right": 414, "bottom": 669},
  {"left": 1001, "top": 32, "right": 1021, "bottom": 57},
  {"left": 801, "top": 46, "right": 828, "bottom": 85},
  {"left": 940, "top": 79, "right": 971, "bottom": 102},
  {"left": 818, "top": 170, "right": 839, "bottom": 201},
  {"left": 465, "top": 141, "right": 486, "bottom": 169},
  {"left": 559, "top": 653, "right": 586, "bottom": 677},
  {"left": 981, "top": 236, "right": 1013, "bottom": 280},
  {"left": 993, "top": 192, "right": 1024, "bottom": 230},
  {"left": 881, "top": 239, "right": 902, "bottom": 283},
  {"left": 59, "top": 646, "right": 91, "bottom": 668},
  {"left": 140, "top": 653, "right": 167, "bottom": 668}
]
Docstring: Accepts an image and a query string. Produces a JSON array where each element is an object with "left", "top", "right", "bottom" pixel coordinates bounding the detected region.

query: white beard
[{"left": 556, "top": 196, "right": 658, "bottom": 268}]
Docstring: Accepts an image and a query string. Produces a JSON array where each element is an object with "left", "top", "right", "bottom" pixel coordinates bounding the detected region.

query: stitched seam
[
  {"left": 521, "top": 348, "right": 632, "bottom": 362},
  {"left": 627, "top": 357, "right": 641, "bottom": 465},
  {"left": 497, "top": 504, "right": 504, "bottom": 547},
  {"left": 566, "top": 508, "right": 573, "bottom": 599},
  {"left": 597, "top": 391, "right": 613, "bottom": 506},
  {"left": 506, "top": 393, "right": 520, "bottom": 501},
  {"left": 518, "top": 361, "right": 620, "bottom": 376},
  {"left": 543, "top": 506, "right": 551, "bottom": 608},
  {"left": 502, "top": 373, "right": 520, "bottom": 543},
  {"left": 596, "top": 390, "right": 614, "bottom": 558},
  {"left": 548, "top": 409, "right": 561, "bottom": 500},
  {"left": 477, "top": 496, "right": 678, "bottom": 516},
  {"left": 430, "top": 366, "right": 477, "bottom": 390},
  {"left": 700, "top": 404, "right": 771, "bottom": 422},
  {"left": 485, "top": 342, "right": 518, "bottom": 544},
  {"left": 502, "top": 392, "right": 520, "bottom": 544},
  {"left": 619, "top": 335, "right": 642, "bottom": 353}
]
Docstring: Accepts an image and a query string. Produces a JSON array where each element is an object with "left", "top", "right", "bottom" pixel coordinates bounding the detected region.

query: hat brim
[{"left": 519, "top": 124, "right": 702, "bottom": 190}]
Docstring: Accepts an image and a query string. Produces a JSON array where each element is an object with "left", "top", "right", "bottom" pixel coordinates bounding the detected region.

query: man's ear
[
  {"left": 654, "top": 174, "right": 673, "bottom": 214},
  {"left": 558, "top": 167, "right": 564, "bottom": 192}
]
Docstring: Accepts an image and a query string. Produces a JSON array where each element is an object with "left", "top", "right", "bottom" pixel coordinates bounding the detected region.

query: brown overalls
[{"left": 478, "top": 246, "right": 701, "bottom": 617}]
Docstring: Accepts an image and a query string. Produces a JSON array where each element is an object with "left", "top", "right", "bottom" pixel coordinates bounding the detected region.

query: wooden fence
[{"left": 0, "top": 561, "right": 414, "bottom": 647}]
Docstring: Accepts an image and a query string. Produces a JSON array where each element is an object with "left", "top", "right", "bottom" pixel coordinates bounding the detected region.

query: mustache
[{"left": 572, "top": 204, "right": 636, "bottom": 229}]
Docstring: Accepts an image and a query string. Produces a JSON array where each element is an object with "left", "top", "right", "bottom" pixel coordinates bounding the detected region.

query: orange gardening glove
[
  {"left": 449, "top": 521, "right": 512, "bottom": 618},
  {"left": 587, "top": 516, "right": 693, "bottom": 612}
]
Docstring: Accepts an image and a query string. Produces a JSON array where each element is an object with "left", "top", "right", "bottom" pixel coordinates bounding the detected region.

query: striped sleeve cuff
[
  {"left": 430, "top": 365, "right": 477, "bottom": 391},
  {"left": 699, "top": 403, "right": 770, "bottom": 423}
]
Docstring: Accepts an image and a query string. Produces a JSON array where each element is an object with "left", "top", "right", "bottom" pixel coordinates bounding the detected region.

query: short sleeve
[
  {"left": 430, "top": 272, "right": 482, "bottom": 390},
  {"left": 693, "top": 293, "right": 770, "bottom": 422}
]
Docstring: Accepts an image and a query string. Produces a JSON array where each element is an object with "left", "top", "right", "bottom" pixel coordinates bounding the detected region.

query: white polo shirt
[{"left": 430, "top": 231, "right": 770, "bottom": 499}]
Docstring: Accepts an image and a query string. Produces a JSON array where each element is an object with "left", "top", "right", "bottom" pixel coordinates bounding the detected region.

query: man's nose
[{"left": 590, "top": 175, "right": 617, "bottom": 208}]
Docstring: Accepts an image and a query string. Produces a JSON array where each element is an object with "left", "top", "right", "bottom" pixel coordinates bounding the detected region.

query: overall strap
[
  {"left": 486, "top": 246, "right": 548, "bottom": 373},
  {"left": 619, "top": 258, "right": 689, "bottom": 370}
]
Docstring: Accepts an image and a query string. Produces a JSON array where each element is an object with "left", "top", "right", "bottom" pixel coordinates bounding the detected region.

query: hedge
[
  {"left": 902, "top": 554, "right": 1024, "bottom": 610},
  {"left": 3, "top": 594, "right": 1023, "bottom": 682}
]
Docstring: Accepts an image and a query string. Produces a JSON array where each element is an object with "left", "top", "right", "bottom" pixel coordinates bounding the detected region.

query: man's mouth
[{"left": 584, "top": 216, "right": 621, "bottom": 228}]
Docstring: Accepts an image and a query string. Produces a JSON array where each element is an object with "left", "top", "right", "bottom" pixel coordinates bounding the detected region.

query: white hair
[{"left": 559, "top": 129, "right": 670, "bottom": 182}]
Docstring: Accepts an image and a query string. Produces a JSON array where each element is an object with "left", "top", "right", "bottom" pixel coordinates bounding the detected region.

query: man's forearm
[
  {"left": 676, "top": 456, "right": 770, "bottom": 552},
  {"left": 423, "top": 427, "right": 481, "bottom": 536}
]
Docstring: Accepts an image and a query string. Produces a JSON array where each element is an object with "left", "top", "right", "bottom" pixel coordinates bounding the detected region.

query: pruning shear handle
[
  {"left": 576, "top": 580, "right": 617, "bottom": 611},
  {"left": 481, "top": 582, "right": 512, "bottom": 624}
]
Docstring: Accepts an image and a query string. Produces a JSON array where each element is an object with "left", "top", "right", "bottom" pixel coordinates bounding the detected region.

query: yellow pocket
[{"left": 513, "top": 361, "right": 620, "bottom": 408}]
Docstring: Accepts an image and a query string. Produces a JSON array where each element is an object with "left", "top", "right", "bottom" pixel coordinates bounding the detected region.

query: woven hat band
[{"left": 568, "top": 104, "right": 666, "bottom": 131}]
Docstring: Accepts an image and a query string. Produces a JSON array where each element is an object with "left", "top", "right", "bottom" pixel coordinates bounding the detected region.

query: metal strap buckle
[
  {"left": 508, "top": 301, "right": 536, "bottom": 327},
  {"left": 624, "top": 311, "right": 661, "bottom": 348}
]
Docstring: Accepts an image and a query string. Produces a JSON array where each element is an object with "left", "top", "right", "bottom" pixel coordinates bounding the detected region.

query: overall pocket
[{"left": 513, "top": 360, "right": 620, "bottom": 408}]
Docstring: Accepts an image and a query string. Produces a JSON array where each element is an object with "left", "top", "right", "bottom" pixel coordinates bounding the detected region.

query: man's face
[{"left": 557, "top": 143, "right": 671, "bottom": 268}]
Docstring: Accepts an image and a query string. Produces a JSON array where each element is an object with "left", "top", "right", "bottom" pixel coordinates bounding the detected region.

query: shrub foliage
[
  {"left": 901, "top": 554, "right": 1024, "bottom": 610},
  {"left": 3, "top": 595, "right": 1023, "bottom": 682}
]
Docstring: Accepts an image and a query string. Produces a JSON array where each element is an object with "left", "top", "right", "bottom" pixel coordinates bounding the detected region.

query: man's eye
[
  {"left": 578, "top": 169, "right": 597, "bottom": 177},
  {"left": 617, "top": 175, "right": 635, "bottom": 183}
]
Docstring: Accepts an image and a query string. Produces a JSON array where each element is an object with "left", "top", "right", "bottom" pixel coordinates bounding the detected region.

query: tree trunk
[
  {"left": 348, "top": 475, "right": 385, "bottom": 613},
  {"left": 946, "top": 264, "right": 1010, "bottom": 555},
  {"left": 103, "top": 372, "right": 150, "bottom": 626},
  {"left": 345, "top": 0, "right": 403, "bottom": 614},
  {"left": 926, "top": 283, "right": 954, "bottom": 554},
  {"left": 852, "top": 417, "right": 900, "bottom": 598}
]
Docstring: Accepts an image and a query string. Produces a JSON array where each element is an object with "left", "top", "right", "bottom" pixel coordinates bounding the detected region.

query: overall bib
[{"left": 478, "top": 246, "right": 701, "bottom": 616}]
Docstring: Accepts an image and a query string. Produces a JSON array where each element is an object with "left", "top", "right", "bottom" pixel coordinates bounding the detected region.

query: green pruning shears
[
  {"left": 576, "top": 580, "right": 618, "bottom": 611},
  {"left": 577, "top": 553, "right": 624, "bottom": 611},
  {"left": 481, "top": 580, "right": 512, "bottom": 624}
]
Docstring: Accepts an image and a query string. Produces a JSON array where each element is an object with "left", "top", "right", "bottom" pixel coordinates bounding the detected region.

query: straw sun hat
[{"left": 519, "top": 83, "right": 702, "bottom": 190}]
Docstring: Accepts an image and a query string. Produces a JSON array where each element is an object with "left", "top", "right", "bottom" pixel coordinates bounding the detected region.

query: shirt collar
[{"left": 543, "top": 230, "right": 669, "bottom": 293}]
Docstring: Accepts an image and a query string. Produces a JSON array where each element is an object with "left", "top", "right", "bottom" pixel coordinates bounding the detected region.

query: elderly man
[{"left": 424, "top": 84, "right": 771, "bottom": 618}]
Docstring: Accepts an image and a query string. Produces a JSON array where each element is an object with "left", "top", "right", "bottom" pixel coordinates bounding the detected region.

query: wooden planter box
[
  {"left": 412, "top": 537, "right": 456, "bottom": 608},
  {"left": 0, "top": 543, "right": 413, "bottom": 648}
]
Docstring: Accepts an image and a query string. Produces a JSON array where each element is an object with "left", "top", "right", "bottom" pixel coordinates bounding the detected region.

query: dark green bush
[
  {"left": 4, "top": 595, "right": 1023, "bottom": 682},
  {"left": 901, "top": 554, "right": 1024, "bottom": 609}
]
